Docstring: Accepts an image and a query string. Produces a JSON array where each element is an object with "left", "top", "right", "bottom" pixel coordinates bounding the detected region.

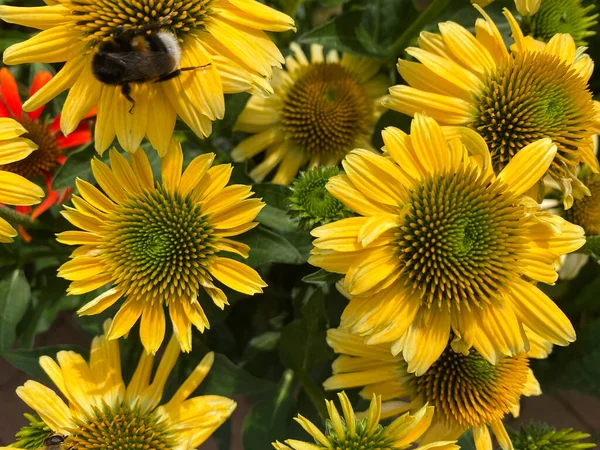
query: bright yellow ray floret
[
  {"left": 274, "top": 391, "right": 458, "bottom": 450},
  {"left": 384, "top": 6, "right": 600, "bottom": 208},
  {"left": 56, "top": 141, "right": 267, "bottom": 354},
  {"left": 1, "top": 323, "right": 235, "bottom": 450},
  {"left": 0, "top": 1, "right": 295, "bottom": 155},
  {"left": 0, "top": 117, "right": 44, "bottom": 242},
  {"left": 309, "top": 113, "right": 584, "bottom": 375}
]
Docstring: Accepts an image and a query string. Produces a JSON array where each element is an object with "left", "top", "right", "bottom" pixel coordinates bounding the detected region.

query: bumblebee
[
  {"left": 91, "top": 14, "right": 210, "bottom": 112},
  {"left": 41, "top": 433, "right": 67, "bottom": 450}
]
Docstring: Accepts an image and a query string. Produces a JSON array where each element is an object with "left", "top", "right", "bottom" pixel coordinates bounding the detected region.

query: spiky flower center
[
  {"left": 510, "top": 423, "right": 596, "bottom": 450},
  {"left": 396, "top": 166, "right": 525, "bottom": 310},
  {"left": 416, "top": 346, "right": 529, "bottom": 428},
  {"left": 525, "top": 0, "right": 598, "bottom": 46},
  {"left": 0, "top": 116, "right": 60, "bottom": 179},
  {"left": 288, "top": 167, "right": 352, "bottom": 230},
  {"left": 101, "top": 185, "right": 215, "bottom": 302},
  {"left": 325, "top": 419, "right": 392, "bottom": 450},
  {"left": 473, "top": 51, "right": 595, "bottom": 179},
  {"left": 566, "top": 167, "right": 600, "bottom": 235},
  {"left": 281, "top": 63, "right": 372, "bottom": 160},
  {"left": 67, "top": 401, "right": 176, "bottom": 450},
  {"left": 71, "top": 0, "right": 212, "bottom": 41}
]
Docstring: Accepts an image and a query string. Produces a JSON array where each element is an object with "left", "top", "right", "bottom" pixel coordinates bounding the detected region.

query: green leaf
[
  {"left": 458, "top": 429, "right": 476, "bottom": 450},
  {"left": 533, "top": 318, "right": 600, "bottom": 397},
  {"left": 51, "top": 143, "right": 98, "bottom": 190},
  {"left": 0, "top": 30, "right": 30, "bottom": 53},
  {"left": 279, "top": 288, "right": 332, "bottom": 372},
  {"left": 215, "top": 93, "right": 251, "bottom": 136},
  {"left": 299, "top": 0, "right": 419, "bottom": 58},
  {"left": 252, "top": 183, "right": 298, "bottom": 232},
  {"left": 299, "top": 8, "right": 378, "bottom": 56},
  {"left": 236, "top": 226, "right": 305, "bottom": 266},
  {"left": 3, "top": 345, "right": 87, "bottom": 384},
  {"left": 583, "top": 235, "right": 600, "bottom": 262},
  {"left": 0, "top": 269, "right": 31, "bottom": 353},
  {"left": 242, "top": 370, "right": 295, "bottom": 449},
  {"left": 302, "top": 269, "right": 341, "bottom": 285},
  {"left": 200, "top": 353, "right": 275, "bottom": 401}
]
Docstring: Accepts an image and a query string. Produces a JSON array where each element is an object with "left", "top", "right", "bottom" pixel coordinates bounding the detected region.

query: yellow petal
[
  {"left": 161, "top": 140, "right": 183, "bottom": 192},
  {"left": 410, "top": 113, "right": 451, "bottom": 174},
  {"left": 164, "top": 352, "right": 214, "bottom": 409},
  {"left": 507, "top": 279, "right": 575, "bottom": 346},
  {"left": 544, "top": 33, "right": 577, "bottom": 65},
  {"left": 60, "top": 67, "right": 101, "bottom": 136},
  {"left": 0, "top": 118, "right": 27, "bottom": 139},
  {"left": 76, "top": 178, "right": 116, "bottom": 213},
  {"left": 58, "top": 256, "right": 106, "bottom": 281},
  {"left": 208, "top": 257, "right": 266, "bottom": 295},
  {"left": 181, "top": 37, "right": 225, "bottom": 121},
  {"left": 327, "top": 173, "right": 396, "bottom": 216},
  {"left": 112, "top": 83, "right": 148, "bottom": 153},
  {"left": 179, "top": 152, "right": 215, "bottom": 196},
  {"left": 77, "top": 288, "right": 123, "bottom": 316},
  {"left": 24, "top": 55, "right": 89, "bottom": 112},
  {"left": 0, "top": 170, "right": 44, "bottom": 205},
  {"left": 109, "top": 149, "right": 142, "bottom": 195},
  {"left": 438, "top": 21, "right": 495, "bottom": 74},
  {"left": 147, "top": 86, "right": 176, "bottom": 157},
  {"left": 169, "top": 300, "right": 192, "bottom": 353},
  {"left": 345, "top": 246, "right": 400, "bottom": 296},
  {"left": 129, "top": 147, "right": 154, "bottom": 190},
  {"left": 140, "top": 303, "right": 166, "bottom": 355},
  {"left": 497, "top": 138, "right": 556, "bottom": 196},
  {"left": 384, "top": 85, "right": 473, "bottom": 125},
  {"left": 16, "top": 381, "right": 71, "bottom": 433},
  {"left": 91, "top": 158, "right": 126, "bottom": 203},
  {"left": 0, "top": 5, "right": 70, "bottom": 29},
  {"left": 95, "top": 85, "right": 118, "bottom": 154},
  {"left": 107, "top": 299, "right": 144, "bottom": 340},
  {"left": 405, "top": 47, "right": 484, "bottom": 95},
  {"left": 490, "top": 421, "right": 514, "bottom": 450},
  {"left": 342, "top": 149, "right": 408, "bottom": 206},
  {"left": 3, "top": 26, "right": 85, "bottom": 64},
  {"left": 225, "top": 0, "right": 295, "bottom": 32},
  {"left": 473, "top": 426, "right": 493, "bottom": 450},
  {"left": 0, "top": 137, "right": 38, "bottom": 165},
  {"left": 397, "top": 309, "right": 451, "bottom": 376}
]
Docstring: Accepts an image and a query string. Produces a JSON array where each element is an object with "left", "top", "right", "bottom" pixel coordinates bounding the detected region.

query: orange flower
[{"left": 0, "top": 68, "right": 94, "bottom": 240}]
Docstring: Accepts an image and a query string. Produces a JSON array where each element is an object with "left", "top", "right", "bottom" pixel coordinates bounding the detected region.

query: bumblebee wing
[{"left": 111, "top": 52, "right": 177, "bottom": 82}]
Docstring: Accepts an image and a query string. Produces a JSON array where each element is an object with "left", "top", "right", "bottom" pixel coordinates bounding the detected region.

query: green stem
[
  {"left": 296, "top": 369, "right": 328, "bottom": 420},
  {"left": 0, "top": 205, "right": 40, "bottom": 229},
  {"left": 385, "top": 0, "right": 451, "bottom": 63},
  {"left": 282, "top": 0, "right": 304, "bottom": 17}
]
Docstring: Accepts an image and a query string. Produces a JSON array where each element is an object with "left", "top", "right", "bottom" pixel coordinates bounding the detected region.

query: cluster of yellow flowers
[{"left": 0, "top": 0, "right": 598, "bottom": 449}]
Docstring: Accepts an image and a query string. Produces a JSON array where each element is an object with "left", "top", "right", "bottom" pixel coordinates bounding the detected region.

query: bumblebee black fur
[{"left": 91, "top": 15, "right": 209, "bottom": 112}]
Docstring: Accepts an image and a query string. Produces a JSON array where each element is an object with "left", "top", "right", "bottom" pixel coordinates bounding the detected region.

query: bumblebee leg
[
  {"left": 155, "top": 64, "right": 212, "bottom": 83},
  {"left": 121, "top": 83, "right": 136, "bottom": 114}
]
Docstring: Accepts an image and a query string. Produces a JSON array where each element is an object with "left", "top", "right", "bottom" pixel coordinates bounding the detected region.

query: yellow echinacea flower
[
  {"left": 273, "top": 391, "right": 458, "bottom": 450},
  {"left": 1, "top": 325, "right": 235, "bottom": 450},
  {"left": 0, "top": 117, "right": 44, "bottom": 242},
  {"left": 232, "top": 43, "right": 387, "bottom": 185},
  {"left": 310, "top": 113, "right": 585, "bottom": 375},
  {"left": 384, "top": 6, "right": 600, "bottom": 208},
  {"left": 325, "top": 328, "right": 552, "bottom": 450},
  {"left": 0, "top": 1, "right": 295, "bottom": 155},
  {"left": 57, "top": 142, "right": 266, "bottom": 354}
]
